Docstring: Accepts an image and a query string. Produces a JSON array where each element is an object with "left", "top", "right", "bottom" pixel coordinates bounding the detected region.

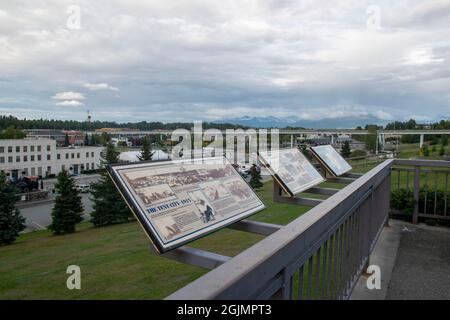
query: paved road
[{"left": 20, "top": 193, "right": 93, "bottom": 232}]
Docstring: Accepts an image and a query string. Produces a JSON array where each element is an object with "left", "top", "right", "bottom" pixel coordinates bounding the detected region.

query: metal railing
[
  {"left": 391, "top": 159, "right": 449, "bottom": 223},
  {"left": 167, "top": 159, "right": 392, "bottom": 300},
  {"left": 166, "top": 158, "right": 449, "bottom": 300}
]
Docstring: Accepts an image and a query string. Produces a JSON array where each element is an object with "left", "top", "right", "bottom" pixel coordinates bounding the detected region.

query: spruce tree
[
  {"left": 299, "top": 144, "right": 311, "bottom": 160},
  {"left": 249, "top": 164, "right": 263, "bottom": 190},
  {"left": 340, "top": 140, "right": 351, "bottom": 158},
  {"left": 439, "top": 145, "right": 445, "bottom": 156},
  {"left": 0, "top": 173, "right": 26, "bottom": 245},
  {"left": 90, "top": 143, "right": 131, "bottom": 226},
  {"left": 138, "top": 136, "right": 154, "bottom": 161},
  {"left": 48, "top": 170, "right": 84, "bottom": 235}
]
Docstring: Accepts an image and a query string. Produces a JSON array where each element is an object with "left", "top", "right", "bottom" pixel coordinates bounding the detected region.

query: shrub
[
  {"left": 350, "top": 149, "right": 367, "bottom": 158},
  {"left": 391, "top": 187, "right": 448, "bottom": 216},
  {"left": 390, "top": 188, "right": 415, "bottom": 215}
]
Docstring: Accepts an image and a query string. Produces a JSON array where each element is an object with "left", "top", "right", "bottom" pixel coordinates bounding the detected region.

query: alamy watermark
[
  {"left": 366, "top": 5, "right": 381, "bottom": 30},
  {"left": 66, "top": 5, "right": 81, "bottom": 30},
  {"left": 170, "top": 121, "right": 280, "bottom": 168},
  {"left": 366, "top": 264, "right": 381, "bottom": 290},
  {"left": 66, "top": 265, "right": 81, "bottom": 290}
]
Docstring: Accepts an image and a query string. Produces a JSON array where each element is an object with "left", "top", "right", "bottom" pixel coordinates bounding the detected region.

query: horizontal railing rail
[{"left": 167, "top": 159, "right": 393, "bottom": 300}]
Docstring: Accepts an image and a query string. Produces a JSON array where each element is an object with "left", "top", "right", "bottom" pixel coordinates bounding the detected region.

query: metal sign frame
[
  {"left": 310, "top": 145, "right": 352, "bottom": 177},
  {"left": 107, "top": 156, "right": 265, "bottom": 253},
  {"left": 257, "top": 148, "right": 325, "bottom": 197}
]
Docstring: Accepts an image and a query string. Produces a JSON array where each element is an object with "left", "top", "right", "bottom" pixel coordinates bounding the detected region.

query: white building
[
  {"left": 119, "top": 149, "right": 169, "bottom": 162},
  {"left": 0, "top": 138, "right": 103, "bottom": 179}
]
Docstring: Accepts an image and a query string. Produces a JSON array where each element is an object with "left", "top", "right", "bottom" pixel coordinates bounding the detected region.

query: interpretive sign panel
[
  {"left": 258, "top": 148, "right": 325, "bottom": 197},
  {"left": 107, "top": 157, "right": 265, "bottom": 253},
  {"left": 310, "top": 145, "right": 352, "bottom": 176}
]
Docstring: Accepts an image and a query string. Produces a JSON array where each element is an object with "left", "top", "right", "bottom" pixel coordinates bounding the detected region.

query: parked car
[
  {"left": 76, "top": 184, "right": 90, "bottom": 193},
  {"left": 12, "top": 176, "right": 40, "bottom": 193}
]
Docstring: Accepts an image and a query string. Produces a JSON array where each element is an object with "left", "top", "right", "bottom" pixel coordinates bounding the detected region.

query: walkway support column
[
  {"left": 376, "top": 131, "right": 379, "bottom": 155},
  {"left": 419, "top": 134, "right": 424, "bottom": 148}
]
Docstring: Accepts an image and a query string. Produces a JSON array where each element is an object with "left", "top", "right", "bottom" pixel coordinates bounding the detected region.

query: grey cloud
[{"left": 0, "top": 0, "right": 449, "bottom": 124}]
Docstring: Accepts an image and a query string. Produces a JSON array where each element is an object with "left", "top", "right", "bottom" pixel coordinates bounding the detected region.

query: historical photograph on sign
[
  {"left": 107, "top": 157, "right": 265, "bottom": 253},
  {"left": 310, "top": 145, "right": 352, "bottom": 176},
  {"left": 258, "top": 148, "right": 325, "bottom": 196}
]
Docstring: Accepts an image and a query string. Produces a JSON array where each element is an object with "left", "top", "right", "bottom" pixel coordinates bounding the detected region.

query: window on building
[
  {"left": 57, "top": 154, "right": 61, "bottom": 160},
  {"left": 38, "top": 167, "right": 42, "bottom": 175},
  {"left": 31, "top": 167, "right": 35, "bottom": 175},
  {"left": 0, "top": 147, "right": 4, "bottom": 153},
  {"left": 77, "top": 153, "right": 80, "bottom": 159},
  {"left": 91, "top": 152, "right": 94, "bottom": 157},
  {"left": 86, "top": 152, "right": 89, "bottom": 158},
  {"left": 38, "top": 155, "right": 41, "bottom": 161},
  {"left": 23, "top": 146, "right": 27, "bottom": 152},
  {"left": 91, "top": 162, "right": 94, "bottom": 169},
  {"left": 8, "top": 156, "right": 13, "bottom": 163},
  {"left": 16, "top": 156, "right": 20, "bottom": 162},
  {"left": 37, "top": 145, "right": 41, "bottom": 152},
  {"left": 47, "top": 145, "right": 51, "bottom": 151},
  {"left": 61, "top": 165, "right": 65, "bottom": 171},
  {"left": 47, "top": 154, "right": 51, "bottom": 161},
  {"left": 31, "top": 155, "right": 35, "bottom": 161},
  {"left": 47, "top": 166, "right": 51, "bottom": 174},
  {"left": 86, "top": 163, "right": 89, "bottom": 170},
  {"left": 71, "top": 153, "right": 74, "bottom": 159},
  {"left": 65, "top": 153, "right": 69, "bottom": 159},
  {"left": 24, "top": 155, "right": 28, "bottom": 162},
  {"left": 0, "top": 157, "right": 4, "bottom": 163},
  {"left": 31, "top": 146, "right": 34, "bottom": 152},
  {"left": 16, "top": 146, "right": 20, "bottom": 152},
  {"left": 8, "top": 146, "right": 12, "bottom": 153}
]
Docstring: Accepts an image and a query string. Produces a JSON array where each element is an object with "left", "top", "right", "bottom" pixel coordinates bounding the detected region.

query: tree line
[{"left": 0, "top": 115, "right": 248, "bottom": 132}]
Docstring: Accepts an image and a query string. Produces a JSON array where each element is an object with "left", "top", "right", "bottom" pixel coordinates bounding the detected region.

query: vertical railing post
[{"left": 412, "top": 166, "right": 420, "bottom": 224}]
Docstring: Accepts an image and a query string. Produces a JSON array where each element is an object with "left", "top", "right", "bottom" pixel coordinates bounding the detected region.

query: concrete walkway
[{"left": 351, "top": 219, "right": 450, "bottom": 300}]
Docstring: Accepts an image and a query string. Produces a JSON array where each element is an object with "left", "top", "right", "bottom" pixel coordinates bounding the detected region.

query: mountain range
[{"left": 213, "top": 116, "right": 389, "bottom": 129}]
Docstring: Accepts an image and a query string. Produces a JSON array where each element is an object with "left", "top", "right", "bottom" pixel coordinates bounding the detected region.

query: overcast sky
[{"left": 0, "top": 0, "right": 449, "bottom": 124}]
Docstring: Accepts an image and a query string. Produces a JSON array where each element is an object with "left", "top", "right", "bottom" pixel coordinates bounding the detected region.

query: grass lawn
[{"left": 0, "top": 181, "right": 319, "bottom": 300}]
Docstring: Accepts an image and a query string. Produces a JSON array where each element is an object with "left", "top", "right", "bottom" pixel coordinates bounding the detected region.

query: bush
[
  {"left": 391, "top": 188, "right": 448, "bottom": 216},
  {"left": 350, "top": 150, "right": 367, "bottom": 158},
  {"left": 390, "top": 189, "right": 415, "bottom": 215},
  {"left": 423, "top": 145, "right": 430, "bottom": 157}
]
